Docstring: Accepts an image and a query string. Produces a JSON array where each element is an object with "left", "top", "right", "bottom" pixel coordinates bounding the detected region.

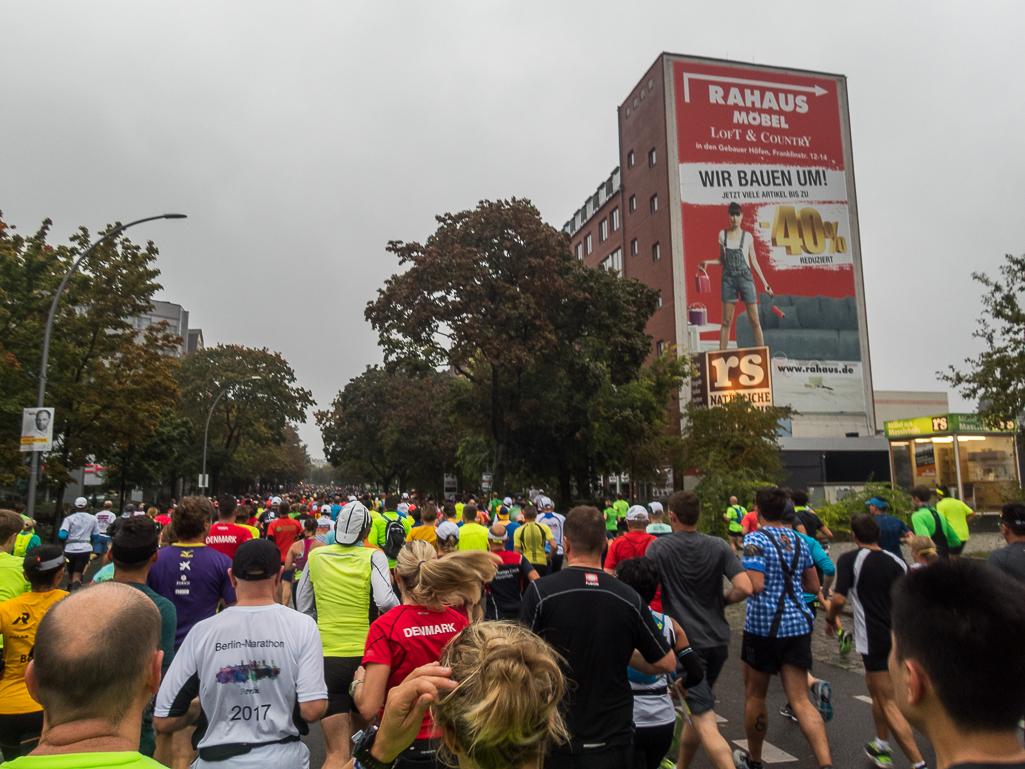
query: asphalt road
[{"left": 298, "top": 605, "right": 936, "bottom": 769}]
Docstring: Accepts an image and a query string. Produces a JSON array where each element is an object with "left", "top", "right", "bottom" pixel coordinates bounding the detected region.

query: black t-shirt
[
  {"left": 519, "top": 566, "right": 671, "bottom": 752},
  {"left": 987, "top": 543, "right": 1025, "bottom": 584},
  {"left": 486, "top": 552, "right": 536, "bottom": 620},
  {"left": 835, "top": 547, "right": 907, "bottom": 656},
  {"left": 795, "top": 508, "right": 824, "bottom": 540}
]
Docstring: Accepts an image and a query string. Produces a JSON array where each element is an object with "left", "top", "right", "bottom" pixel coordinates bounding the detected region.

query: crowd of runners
[{"left": 0, "top": 483, "right": 1024, "bottom": 769}]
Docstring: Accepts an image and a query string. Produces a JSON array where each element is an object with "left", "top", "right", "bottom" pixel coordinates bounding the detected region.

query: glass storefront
[{"left": 884, "top": 414, "right": 1020, "bottom": 511}]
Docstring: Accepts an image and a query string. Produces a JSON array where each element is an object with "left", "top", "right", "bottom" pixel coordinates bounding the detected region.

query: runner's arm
[
  {"left": 370, "top": 550, "right": 400, "bottom": 612},
  {"left": 296, "top": 567, "right": 316, "bottom": 619},
  {"left": 355, "top": 662, "right": 391, "bottom": 722},
  {"left": 745, "top": 569, "right": 764, "bottom": 594},
  {"left": 284, "top": 541, "right": 301, "bottom": 572},
  {"left": 629, "top": 648, "right": 676, "bottom": 675},
  {"left": 724, "top": 570, "right": 753, "bottom": 604},
  {"left": 801, "top": 566, "right": 820, "bottom": 596}
]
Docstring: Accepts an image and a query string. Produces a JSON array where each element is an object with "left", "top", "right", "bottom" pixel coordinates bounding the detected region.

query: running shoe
[
  {"left": 733, "top": 748, "right": 763, "bottom": 769},
  {"left": 838, "top": 628, "right": 853, "bottom": 655},
  {"left": 810, "top": 680, "right": 833, "bottom": 722},
  {"left": 779, "top": 702, "right": 798, "bottom": 721},
  {"left": 659, "top": 759, "right": 676, "bottom": 769},
  {"left": 865, "top": 741, "right": 894, "bottom": 768}
]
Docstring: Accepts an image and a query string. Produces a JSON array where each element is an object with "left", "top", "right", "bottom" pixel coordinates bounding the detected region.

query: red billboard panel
[{"left": 673, "top": 60, "right": 866, "bottom": 416}]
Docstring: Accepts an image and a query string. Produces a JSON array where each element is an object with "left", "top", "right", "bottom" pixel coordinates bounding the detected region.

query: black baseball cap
[
  {"left": 232, "top": 539, "right": 282, "bottom": 581},
  {"left": 1000, "top": 504, "right": 1025, "bottom": 528}
]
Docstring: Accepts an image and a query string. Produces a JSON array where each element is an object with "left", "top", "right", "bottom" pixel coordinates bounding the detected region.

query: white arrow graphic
[{"left": 682, "top": 72, "right": 828, "bottom": 103}]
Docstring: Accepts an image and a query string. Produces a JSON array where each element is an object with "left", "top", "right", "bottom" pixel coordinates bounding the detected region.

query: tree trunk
[
  {"left": 558, "top": 466, "right": 572, "bottom": 512},
  {"left": 490, "top": 365, "right": 508, "bottom": 493}
]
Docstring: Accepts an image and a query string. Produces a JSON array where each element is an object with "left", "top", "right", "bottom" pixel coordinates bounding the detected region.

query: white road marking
[
  {"left": 716, "top": 713, "right": 728, "bottom": 723},
  {"left": 732, "top": 740, "right": 798, "bottom": 763},
  {"left": 854, "top": 695, "right": 873, "bottom": 704}
]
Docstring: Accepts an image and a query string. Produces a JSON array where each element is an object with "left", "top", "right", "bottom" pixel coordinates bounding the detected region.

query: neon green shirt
[
  {"left": 726, "top": 504, "right": 746, "bottom": 533},
  {"left": 603, "top": 507, "right": 619, "bottom": 531},
  {"left": 0, "top": 552, "right": 30, "bottom": 604},
  {"left": 370, "top": 512, "right": 412, "bottom": 568},
  {"left": 613, "top": 500, "right": 629, "bottom": 519},
  {"left": 14, "top": 532, "right": 41, "bottom": 558},
  {"left": 911, "top": 506, "right": 961, "bottom": 548},
  {"left": 2, "top": 752, "right": 164, "bottom": 768},
  {"left": 936, "top": 497, "right": 973, "bottom": 542},
  {"left": 457, "top": 522, "right": 489, "bottom": 552}
]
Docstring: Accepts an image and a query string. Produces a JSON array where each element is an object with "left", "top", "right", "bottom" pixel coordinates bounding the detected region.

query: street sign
[
  {"left": 198, "top": 474, "right": 209, "bottom": 488},
  {"left": 20, "top": 408, "right": 54, "bottom": 452},
  {"left": 443, "top": 474, "right": 458, "bottom": 496},
  {"left": 481, "top": 473, "right": 492, "bottom": 491}
]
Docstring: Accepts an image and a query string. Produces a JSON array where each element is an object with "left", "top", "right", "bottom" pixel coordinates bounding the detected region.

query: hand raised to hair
[{"left": 370, "top": 663, "right": 458, "bottom": 764}]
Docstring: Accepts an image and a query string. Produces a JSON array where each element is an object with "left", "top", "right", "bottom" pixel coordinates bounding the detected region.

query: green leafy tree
[
  {"left": 681, "top": 398, "right": 791, "bottom": 536},
  {"left": 366, "top": 198, "right": 679, "bottom": 499},
  {"left": 942, "top": 253, "right": 1025, "bottom": 425},
  {"left": 0, "top": 214, "right": 179, "bottom": 529},
  {"left": 177, "top": 345, "right": 314, "bottom": 494},
  {"left": 317, "top": 366, "right": 458, "bottom": 493}
]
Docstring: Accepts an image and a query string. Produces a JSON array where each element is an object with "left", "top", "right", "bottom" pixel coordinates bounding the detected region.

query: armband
[{"left": 675, "top": 646, "right": 704, "bottom": 689}]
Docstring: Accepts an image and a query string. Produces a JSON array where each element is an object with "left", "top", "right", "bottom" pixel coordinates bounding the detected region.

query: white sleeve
[
  {"left": 60, "top": 517, "right": 71, "bottom": 533},
  {"left": 295, "top": 617, "right": 328, "bottom": 703},
  {"left": 154, "top": 630, "right": 200, "bottom": 718},
  {"left": 370, "top": 550, "right": 399, "bottom": 612},
  {"left": 296, "top": 565, "right": 316, "bottom": 619}
]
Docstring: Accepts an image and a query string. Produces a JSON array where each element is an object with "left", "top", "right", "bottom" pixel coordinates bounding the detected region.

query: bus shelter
[{"left": 884, "top": 413, "right": 1019, "bottom": 511}]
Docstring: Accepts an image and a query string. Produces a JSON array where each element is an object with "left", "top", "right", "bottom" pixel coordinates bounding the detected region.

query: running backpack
[{"left": 382, "top": 515, "right": 406, "bottom": 559}]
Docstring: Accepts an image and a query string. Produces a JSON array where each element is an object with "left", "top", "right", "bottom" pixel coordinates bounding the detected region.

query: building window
[
  {"left": 650, "top": 194, "right": 658, "bottom": 213},
  {"left": 599, "top": 218, "right": 608, "bottom": 243},
  {"left": 648, "top": 147, "right": 656, "bottom": 167},
  {"left": 575, "top": 242, "right": 582, "bottom": 260},
  {"left": 656, "top": 290, "right": 663, "bottom": 309},
  {"left": 652, "top": 242, "right": 660, "bottom": 261},
  {"left": 627, "top": 150, "right": 635, "bottom": 168},
  {"left": 629, "top": 195, "right": 637, "bottom": 213},
  {"left": 610, "top": 207, "right": 620, "bottom": 232},
  {"left": 585, "top": 233, "right": 592, "bottom": 255},
  {"left": 600, "top": 248, "right": 624, "bottom": 278},
  {"left": 656, "top": 340, "right": 666, "bottom": 357},
  {"left": 630, "top": 238, "right": 638, "bottom": 256}
]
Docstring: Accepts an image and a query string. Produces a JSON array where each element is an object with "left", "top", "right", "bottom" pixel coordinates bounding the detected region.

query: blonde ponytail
[
  {"left": 395, "top": 540, "right": 496, "bottom": 611},
  {"left": 434, "top": 621, "right": 568, "bottom": 769}
]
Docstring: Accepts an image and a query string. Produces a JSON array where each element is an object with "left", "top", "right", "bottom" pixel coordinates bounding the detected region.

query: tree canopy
[
  {"left": 365, "top": 198, "right": 685, "bottom": 503},
  {"left": 942, "top": 253, "right": 1025, "bottom": 425}
]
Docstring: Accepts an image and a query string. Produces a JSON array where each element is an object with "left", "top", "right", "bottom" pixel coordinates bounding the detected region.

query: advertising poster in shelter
[{"left": 673, "top": 60, "right": 868, "bottom": 416}]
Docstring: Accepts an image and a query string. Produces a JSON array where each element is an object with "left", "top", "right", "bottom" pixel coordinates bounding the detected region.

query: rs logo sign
[{"left": 692, "top": 346, "right": 773, "bottom": 411}]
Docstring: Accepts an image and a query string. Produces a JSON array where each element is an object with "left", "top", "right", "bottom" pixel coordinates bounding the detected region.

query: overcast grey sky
[{"left": 3, "top": 1, "right": 1022, "bottom": 458}]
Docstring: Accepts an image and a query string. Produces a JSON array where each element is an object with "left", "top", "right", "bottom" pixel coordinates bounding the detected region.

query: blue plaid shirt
[{"left": 742, "top": 527, "right": 815, "bottom": 638}]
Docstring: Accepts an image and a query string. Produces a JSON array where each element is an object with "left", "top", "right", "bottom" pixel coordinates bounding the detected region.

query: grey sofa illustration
[{"left": 735, "top": 293, "right": 861, "bottom": 361}]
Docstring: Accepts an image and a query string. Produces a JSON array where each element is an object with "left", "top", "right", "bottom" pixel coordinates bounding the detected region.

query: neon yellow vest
[{"left": 305, "top": 544, "right": 374, "bottom": 656}]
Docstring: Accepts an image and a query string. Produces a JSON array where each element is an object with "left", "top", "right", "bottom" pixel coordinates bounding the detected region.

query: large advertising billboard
[{"left": 671, "top": 60, "right": 869, "bottom": 420}]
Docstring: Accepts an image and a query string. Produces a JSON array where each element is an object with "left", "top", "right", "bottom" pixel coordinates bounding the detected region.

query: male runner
[
  {"left": 604, "top": 506, "right": 655, "bottom": 575},
  {"left": 94, "top": 501, "right": 117, "bottom": 556},
  {"left": 514, "top": 504, "right": 556, "bottom": 576},
  {"left": 828, "top": 515, "right": 925, "bottom": 769},
  {"left": 987, "top": 502, "right": 1025, "bottom": 583},
  {"left": 647, "top": 492, "right": 751, "bottom": 769},
  {"left": 154, "top": 539, "right": 328, "bottom": 769},
  {"left": 205, "top": 495, "right": 253, "bottom": 560},
  {"left": 484, "top": 524, "right": 537, "bottom": 620},
  {"left": 724, "top": 496, "right": 746, "bottom": 555},
  {"left": 909, "top": 486, "right": 960, "bottom": 560},
  {"left": 58, "top": 497, "right": 99, "bottom": 591},
  {"left": 865, "top": 497, "right": 908, "bottom": 560},
  {"left": 296, "top": 502, "right": 398, "bottom": 766},
  {"left": 537, "top": 497, "right": 566, "bottom": 570},
  {"left": 890, "top": 560, "right": 1025, "bottom": 768},
  {"left": 935, "top": 484, "right": 974, "bottom": 556},
  {"left": 146, "top": 496, "right": 236, "bottom": 649},
  {"left": 734, "top": 487, "right": 832, "bottom": 769},
  {"left": 520, "top": 506, "right": 675, "bottom": 769}
]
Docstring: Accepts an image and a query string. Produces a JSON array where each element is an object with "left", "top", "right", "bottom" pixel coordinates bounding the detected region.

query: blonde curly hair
[
  {"left": 434, "top": 621, "right": 568, "bottom": 769},
  {"left": 394, "top": 540, "right": 496, "bottom": 611}
]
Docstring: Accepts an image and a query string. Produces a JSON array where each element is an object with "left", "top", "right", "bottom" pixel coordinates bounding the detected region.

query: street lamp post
[
  {"left": 200, "top": 377, "right": 261, "bottom": 497},
  {"left": 25, "top": 213, "right": 187, "bottom": 520}
]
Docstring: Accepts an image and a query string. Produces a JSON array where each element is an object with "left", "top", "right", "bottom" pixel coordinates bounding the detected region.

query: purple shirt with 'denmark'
[{"left": 147, "top": 543, "right": 236, "bottom": 648}]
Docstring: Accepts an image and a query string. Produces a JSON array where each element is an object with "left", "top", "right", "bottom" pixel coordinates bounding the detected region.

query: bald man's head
[{"left": 32, "top": 582, "right": 161, "bottom": 727}]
